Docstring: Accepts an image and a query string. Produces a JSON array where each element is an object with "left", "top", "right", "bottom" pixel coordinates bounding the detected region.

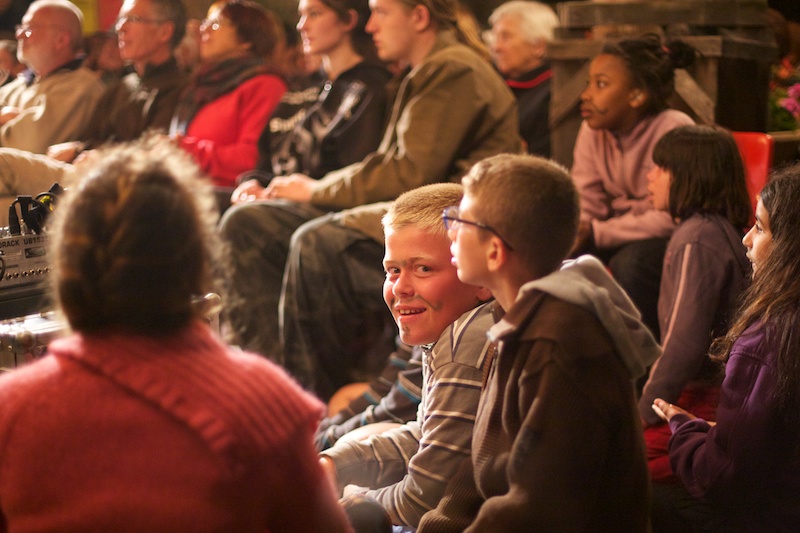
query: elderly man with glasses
[
  {"left": 0, "top": 0, "right": 189, "bottom": 210},
  {"left": 0, "top": 0, "right": 105, "bottom": 155}
]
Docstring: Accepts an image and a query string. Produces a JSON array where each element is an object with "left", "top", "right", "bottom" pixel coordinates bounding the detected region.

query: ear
[
  {"left": 629, "top": 89, "right": 647, "bottom": 109},
  {"left": 531, "top": 39, "right": 547, "bottom": 60},
  {"left": 410, "top": 4, "right": 432, "bottom": 32},
  {"left": 54, "top": 31, "right": 70, "bottom": 52},
  {"left": 156, "top": 20, "right": 176, "bottom": 47},
  {"left": 485, "top": 236, "right": 508, "bottom": 274},
  {"left": 344, "top": 8, "right": 359, "bottom": 32}
]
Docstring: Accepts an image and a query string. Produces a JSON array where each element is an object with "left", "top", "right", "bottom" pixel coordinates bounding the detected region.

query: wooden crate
[{"left": 549, "top": 0, "right": 778, "bottom": 167}]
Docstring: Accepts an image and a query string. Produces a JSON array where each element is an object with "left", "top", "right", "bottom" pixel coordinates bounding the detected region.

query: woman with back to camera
[
  {"left": 0, "top": 139, "right": 352, "bottom": 532},
  {"left": 651, "top": 163, "right": 800, "bottom": 532},
  {"left": 231, "top": 0, "right": 390, "bottom": 203},
  {"left": 170, "top": 0, "right": 287, "bottom": 189},
  {"left": 639, "top": 125, "right": 752, "bottom": 483},
  {"left": 570, "top": 33, "right": 696, "bottom": 336}
]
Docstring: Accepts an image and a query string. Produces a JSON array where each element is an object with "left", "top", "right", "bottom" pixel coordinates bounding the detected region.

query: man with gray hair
[
  {"left": 0, "top": 0, "right": 188, "bottom": 217},
  {"left": 0, "top": 0, "right": 105, "bottom": 154},
  {"left": 487, "top": 0, "right": 558, "bottom": 157}
]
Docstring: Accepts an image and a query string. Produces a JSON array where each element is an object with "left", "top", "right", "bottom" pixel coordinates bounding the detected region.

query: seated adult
[
  {"left": 0, "top": 0, "right": 188, "bottom": 207},
  {"left": 0, "top": 0, "right": 105, "bottom": 154},
  {"left": 169, "top": 1, "right": 287, "bottom": 189},
  {"left": 221, "top": 0, "right": 520, "bottom": 401},
  {"left": 0, "top": 138, "right": 351, "bottom": 532},
  {"left": 83, "top": 30, "right": 128, "bottom": 85},
  {"left": 487, "top": 0, "right": 558, "bottom": 157},
  {"left": 232, "top": 0, "right": 390, "bottom": 197}
]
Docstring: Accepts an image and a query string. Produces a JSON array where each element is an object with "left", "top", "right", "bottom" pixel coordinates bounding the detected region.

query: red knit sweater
[{"left": 0, "top": 321, "right": 351, "bottom": 532}]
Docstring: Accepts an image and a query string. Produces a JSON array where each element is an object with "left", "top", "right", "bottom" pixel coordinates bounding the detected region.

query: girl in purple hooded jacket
[{"left": 651, "top": 163, "right": 800, "bottom": 533}]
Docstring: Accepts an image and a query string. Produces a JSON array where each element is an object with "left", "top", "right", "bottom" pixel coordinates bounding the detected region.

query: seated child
[
  {"left": 319, "top": 183, "right": 495, "bottom": 529},
  {"left": 639, "top": 125, "right": 752, "bottom": 482},
  {"left": 571, "top": 33, "right": 696, "bottom": 335},
  {"left": 419, "top": 153, "right": 659, "bottom": 532},
  {"left": 651, "top": 163, "right": 800, "bottom": 532}
]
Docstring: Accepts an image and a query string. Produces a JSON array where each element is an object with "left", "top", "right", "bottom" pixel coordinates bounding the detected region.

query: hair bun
[{"left": 665, "top": 40, "right": 697, "bottom": 70}]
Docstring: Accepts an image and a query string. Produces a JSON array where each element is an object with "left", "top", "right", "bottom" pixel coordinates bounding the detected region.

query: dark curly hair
[{"left": 601, "top": 33, "right": 696, "bottom": 116}]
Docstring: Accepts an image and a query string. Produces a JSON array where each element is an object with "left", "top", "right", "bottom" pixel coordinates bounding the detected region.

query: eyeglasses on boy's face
[{"left": 442, "top": 206, "right": 514, "bottom": 250}]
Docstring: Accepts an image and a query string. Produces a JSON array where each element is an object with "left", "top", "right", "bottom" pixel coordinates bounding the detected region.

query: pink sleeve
[{"left": 571, "top": 121, "right": 609, "bottom": 222}]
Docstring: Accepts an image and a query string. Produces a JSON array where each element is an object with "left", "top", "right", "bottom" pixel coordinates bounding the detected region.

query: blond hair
[{"left": 382, "top": 183, "right": 463, "bottom": 239}]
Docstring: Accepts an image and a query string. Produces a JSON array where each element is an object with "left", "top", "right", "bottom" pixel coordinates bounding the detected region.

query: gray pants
[{"left": 220, "top": 200, "right": 393, "bottom": 400}]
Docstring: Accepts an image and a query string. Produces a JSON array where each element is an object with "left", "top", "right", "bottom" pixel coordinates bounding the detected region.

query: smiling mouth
[{"left": 397, "top": 308, "right": 424, "bottom": 316}]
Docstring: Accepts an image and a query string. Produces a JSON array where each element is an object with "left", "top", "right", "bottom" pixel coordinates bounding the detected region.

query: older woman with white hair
[{"left": 487, "top": 0, "right": 558, "bottom": 157}]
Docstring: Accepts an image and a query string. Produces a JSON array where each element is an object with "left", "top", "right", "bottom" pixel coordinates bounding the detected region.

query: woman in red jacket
[{"left": 171, "top": 0, "right": 287, "bottom": 188}]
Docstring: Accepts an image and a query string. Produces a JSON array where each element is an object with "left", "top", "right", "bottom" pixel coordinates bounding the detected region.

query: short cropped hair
[
  {"left": 149, "top": 0, "right": 187, "bottom": 49},
  {"left": 50, "top": 137, "right": 224, "bottom": 335},
  {"left": 489, "top": 1, "right": 559, "bottom": 44},
  {"left": 462, "top": 154, "right": 578, "bottom": 275},
  {"left": 382, "top": 183, "right": 463, "bottom": 239}
]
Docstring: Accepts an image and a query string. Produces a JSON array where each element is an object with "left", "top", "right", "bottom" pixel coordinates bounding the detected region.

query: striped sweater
[{"left": 321, "top": 301, "right": 496, "bottom": 527}]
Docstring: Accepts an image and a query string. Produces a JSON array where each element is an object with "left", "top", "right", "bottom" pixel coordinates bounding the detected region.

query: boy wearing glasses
[
  {"left": 419, "top": 154, "right": 659, "bottom": 532},
  {"left": 319, "top": 183, "right": 495, "bottom": 529}
]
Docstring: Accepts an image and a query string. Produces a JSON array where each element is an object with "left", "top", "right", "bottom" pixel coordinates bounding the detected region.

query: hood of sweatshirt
[{"left": 508, "top": 254, "right": 661, "bottom": 380}]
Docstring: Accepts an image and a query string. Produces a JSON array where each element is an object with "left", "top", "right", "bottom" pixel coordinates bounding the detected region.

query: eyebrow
[{"left": 383, "top": 256, "right": 434, "bottom": 267}]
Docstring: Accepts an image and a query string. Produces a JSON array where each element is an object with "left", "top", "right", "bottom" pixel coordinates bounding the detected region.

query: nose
[
  {"left": 646, "top": 166, "right": 656, "bottom": 183},
  {"left": 365, "top": 12, "right": 377, "bottom": 34},
  {"left": 392, "top": 270, "right": 414, "bottom": 298},
  {"left": 742, "top": 226, "right": 754, "bottom": 248},
  {"left": 296, "top": 15, "right": 306, "bottom": 32},
  {"left": 447, "top": 225, "right": 458, "bottom": 242}
]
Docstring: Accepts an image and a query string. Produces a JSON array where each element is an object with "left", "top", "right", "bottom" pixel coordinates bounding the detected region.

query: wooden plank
[
  {"left": 558, "top": 1, "right": 770, "bottom": 29},
  {"left": 549, "top": 36, "right": 775, "bottom": 63},
  {"left": 673, "top": 69, "right": 715, "bottom": 125},
  {"left": 550, "top": 61, "right": 591, "bottom": 128}
]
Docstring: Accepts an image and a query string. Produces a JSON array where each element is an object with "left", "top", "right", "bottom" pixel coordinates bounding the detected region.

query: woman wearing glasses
[{"left": 170, "top": 0, "right": 287, "bottom": 190}]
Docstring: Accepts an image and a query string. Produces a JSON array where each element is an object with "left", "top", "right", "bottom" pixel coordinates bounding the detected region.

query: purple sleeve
[
  {"left": 667, "top": 328, "right": 783, "bottom": 501},
  {"left": 639, "top": 240, "right": 726, "bottom": 424}
]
